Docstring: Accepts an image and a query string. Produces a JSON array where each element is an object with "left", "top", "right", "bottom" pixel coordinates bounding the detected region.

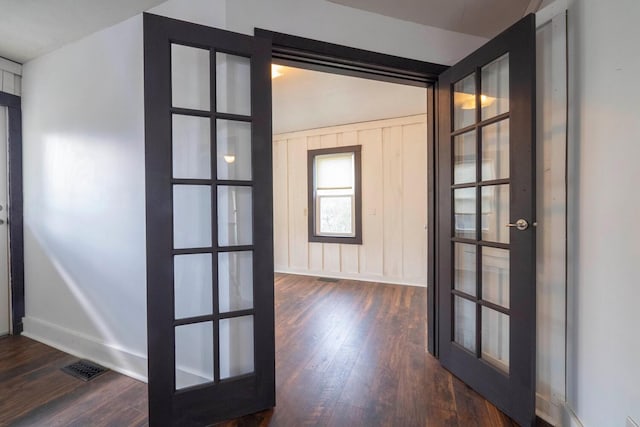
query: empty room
[{"left": 0, "top": 0, "right": 638, "bottom": 426}]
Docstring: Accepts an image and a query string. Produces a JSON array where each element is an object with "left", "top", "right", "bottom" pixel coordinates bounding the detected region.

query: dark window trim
[
  {"left": 307, "top": 145, "right": 362, "bottom": 245},
  {"left": 0, "top": 90, "right": 24, "bottom": 335}
]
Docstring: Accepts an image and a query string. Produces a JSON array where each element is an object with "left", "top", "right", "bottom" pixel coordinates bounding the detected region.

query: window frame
[{"left": 307, "top": 145, "right": 362, "bottom": 244}]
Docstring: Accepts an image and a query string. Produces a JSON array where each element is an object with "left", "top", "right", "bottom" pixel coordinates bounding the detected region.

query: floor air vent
[
  {"left": 317, "top": 277, "right": 339, "bottom": 282},
  {"left": 62, "top": 359, "right": 108, "bottom": 382}
]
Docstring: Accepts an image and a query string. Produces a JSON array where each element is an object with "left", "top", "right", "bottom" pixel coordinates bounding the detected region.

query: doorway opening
[
  {"left": 269, "top": 64, "right": 438, "bottom": 424},
  {"left": 271, "top": 64, "right": 429, "bottom": 285}
]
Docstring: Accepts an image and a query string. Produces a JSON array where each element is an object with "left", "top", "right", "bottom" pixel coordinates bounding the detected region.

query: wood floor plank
[{"left": 0, "top": 274, "right": 531, "bottom": 426}]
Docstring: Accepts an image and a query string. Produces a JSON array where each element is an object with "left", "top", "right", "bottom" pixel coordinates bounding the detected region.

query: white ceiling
[
  {"left": 272, "top": 65, "right": 426, "bottom": 135},
  {"left": 0, "top": 0, "right": 166, "bottom": 63},
  {"left": 328, "top": 0, "right": 542, "bottom": 38},
  {"left": 0, "top": 0, "right": 549, "bottom": 65}
]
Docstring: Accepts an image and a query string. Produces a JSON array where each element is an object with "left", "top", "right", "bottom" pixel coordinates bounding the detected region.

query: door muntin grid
[
  {"left": 451, "top": 53, "right": 511, "bottom": 373},
  {"left": 170, "top": 42, "right": 257, "bottom": 391}
]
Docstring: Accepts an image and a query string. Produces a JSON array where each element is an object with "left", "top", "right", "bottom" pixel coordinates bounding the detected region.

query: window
[{"left": 308, "top": 145, "right": 362, "bottom": 244}]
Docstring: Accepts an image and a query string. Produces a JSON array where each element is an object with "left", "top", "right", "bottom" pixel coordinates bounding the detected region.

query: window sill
[{"left": 308, "top": 235, "right": 362, "bottom": 245}]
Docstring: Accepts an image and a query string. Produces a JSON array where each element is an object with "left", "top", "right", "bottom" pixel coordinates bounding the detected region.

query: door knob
[{"left": 506, "top": 218, "right": 529, "bottom": 231}]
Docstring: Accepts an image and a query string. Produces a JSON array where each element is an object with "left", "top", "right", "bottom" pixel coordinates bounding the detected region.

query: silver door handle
[{"left": 506, "top": 218, "right": 529, "bottom": 231}]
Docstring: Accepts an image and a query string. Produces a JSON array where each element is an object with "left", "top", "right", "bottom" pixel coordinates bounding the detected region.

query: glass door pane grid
[
  {"left": 169, "top": 47, "right": 257, "bottom": 387},
  {"left": 450, "top": 67, "right": 513, "bottom": 359}
]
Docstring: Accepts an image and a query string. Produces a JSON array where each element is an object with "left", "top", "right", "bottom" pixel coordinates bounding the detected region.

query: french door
[
  {"left": 144, "top": 14, "right": 274, "bottom": 426},
  {"left": 436, "top": 15, "right": 536, "bottom": 426}
]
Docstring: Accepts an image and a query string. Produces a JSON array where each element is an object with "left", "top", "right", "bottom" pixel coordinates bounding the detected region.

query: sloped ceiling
[
  {"left": 328, "top": 0, "right": 541, "bottom": 38},
  {"left": 0, "top": 0, "right": 166, "bottom": 63}
]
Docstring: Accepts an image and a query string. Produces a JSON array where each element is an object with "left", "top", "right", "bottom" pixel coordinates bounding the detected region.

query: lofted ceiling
[
  {"left": 328, "top": 0, "right": 543, "bottom": 38},
  {"left": 272, "top": 65, "right": 426, "bottom": 135},
  {"left": 0, "top": 0, "right": 550, "bottom": 65},
  {"left": 0, "top": 0, "right": 167, "bottom": 63}
]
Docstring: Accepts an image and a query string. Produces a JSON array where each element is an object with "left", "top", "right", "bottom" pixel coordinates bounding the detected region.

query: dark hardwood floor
[
  {"left": 0, "top": 335, "right": 147, "bottom": 426},
  {"left": 0, "top": 274, "right": 525, "bottom": 426}
]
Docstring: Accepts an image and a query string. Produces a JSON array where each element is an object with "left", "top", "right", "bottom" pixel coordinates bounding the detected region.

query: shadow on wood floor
[{"left": 0, "top": 274, "right": 541, "bottom": 426}]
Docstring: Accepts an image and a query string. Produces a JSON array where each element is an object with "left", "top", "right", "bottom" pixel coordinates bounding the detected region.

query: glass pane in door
[
  {"left": 173, "top": 185, "right": 212, "bottom": 249},
  {"left": 216, "top": 53, "right": 251, "bottom": 116},
  {"left": 481, "top": 307, "right": 510, "bottom": 373},
  {"left": 481, "top": 119, "right": 509, "bottom": 181},
  {"left": 172, "top": 114, "right": 211, "bottom": 179},
  {"left": 218, "top": 251, "right": 254, "bottom": 312},
  {"left": 453, "top": 74, "right": 476, "bottom": 130},
  {"left": 481, "top": 54, "right": 509, "bottom": 120},
  {"left": 482, "top": 247, "right": 510, "bottom": 308},
  {"left": 454, "top": 243, "right": 476, "bottom": 296},
  {"left": 454, "top": 188, "right": 476, "bottom": 239},
  {"left": 217, "top": 119, "right": 252, "bottom": 181},
  {"left": 174, "top": 254, "right": 213, "bottom": 319},
  {"left": 454, "top": 296, "right": 476, "bottom": 353},
  {"left": 481, "top": 184, "right": 509, "bottom": 243},
  {"left": 217, "top": 186, "right": 253, "bottom": 246},
  {"left": 219, "top": 315, "right": 254, "bottom": 379},
  {"left": 175, "top": 321, "right": 214, "bottom": 389},
  {"left": 171, "top": 44, "right": 210, "bottom": 111},
  {"left": 454, "top": 131, "right": 476, "bottom": 184}
]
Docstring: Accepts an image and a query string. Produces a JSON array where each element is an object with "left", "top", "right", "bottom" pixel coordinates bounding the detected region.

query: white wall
[
  {"left": 20, "top": 0, "right": 484, "bottom": 381},
  {"left": 565, "top": 0, "right": 640, "bottom": 425},
  {"left": 150, "top": 0, "right": 487, "bottom": 65},
  {"left": 274, "top": 115, "right": 428, "bottom": 286},
  {"left": 21, "top": 15, "right": 148, "bottom": 380}
]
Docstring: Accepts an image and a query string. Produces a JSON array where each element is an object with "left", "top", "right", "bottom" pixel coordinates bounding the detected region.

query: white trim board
[
  {"left": 0, "top": 57, "right": 21, "bottom": 76},
  {"left": 276, "top": 270, "right": 427, "bottom": 288},
  {"left": 22, "top": 316, "right": 148, "bottom": 383},
  {"left": 273, "top": 114, "right": 427, "bottom": 141}
]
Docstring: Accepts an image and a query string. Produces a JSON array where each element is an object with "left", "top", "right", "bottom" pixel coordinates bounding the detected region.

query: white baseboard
[
  {"left": 22, "top": 316, "right": 148, "bottom": 383},
  {"left": 536, "top": 393, "right": 563, "bottom": 426},
  {"left": 275, "top": 269, "right": 427, "bottom": 288}
]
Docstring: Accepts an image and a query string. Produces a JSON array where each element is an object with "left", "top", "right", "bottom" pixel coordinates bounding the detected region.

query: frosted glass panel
[
  {"left": 171, "top": 44, "right": 210, "bottom": 110},
  {"left": 454, "top": 297, "right": 476, "bottom": 353},
  {"left": 218, "top": 251, "right": 253, "bottom": 312},
  {"left": 217, "top": 186, "right": 253, "bottom": 246},
  {"left": 454, "top": 187, "right": 476, "bottom": 239},
  {"left": 482, "top": 247, "right": 510, "bottom": 308},
  {"left": 316, "top": 153, "right": 354, "bottom": 188},
  {"left": 217, "top": 120, "right": 252, "bottom": 181},
  {"left": 173, "top": 185, "right": 212, "bottom": 249},
  {"left": 220, "top": 316, "right": 254, "bottom": 379},
  {"left": 482, "top": 119, "right": 509, "bottom": 181},
  {"left": 454, "top": 243, "right": 476, "bottom": 296},
  {"left": 172, "top": 115, "right": 211, "bottom": 179},
  {"left": 453, "top": 73, "right": 476, "bottom": 130},
  {"left": 481, "top": 307, "right": 510, "bottom": 373},
  {"left": 481, "top": 54, "right": 509, "bottom": 120},
  {"left": 175, "top": 322, "right": 214, "bottom": 389},
  {"left": 454, "top": 131, "right": 476, "bottom": 184},
  {"left": 216, "top": 53, "right": 251, "bottom": 116},
  {"left": 481, "top": 184, "right": 509, "bottom": 243},
  {"left": 174, "top": 254, "right": 213, "bottom": 319}
]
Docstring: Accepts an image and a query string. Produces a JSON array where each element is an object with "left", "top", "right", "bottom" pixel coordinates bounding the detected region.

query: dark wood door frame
[
  {"left": 254, "top": 29, "right": 445, "bottom": 356},
  {"left": 0, "top": 91, "right": 25, "bottom": 335}
]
